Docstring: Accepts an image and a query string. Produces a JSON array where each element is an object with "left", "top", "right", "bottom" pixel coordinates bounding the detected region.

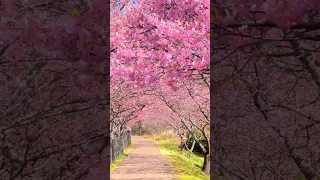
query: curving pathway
[{"left": 110, "top": 136, "right": 173, "bottom": 180}]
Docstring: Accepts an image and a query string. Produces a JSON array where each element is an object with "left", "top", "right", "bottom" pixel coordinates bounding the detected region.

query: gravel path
[{"left": 110, "top": 136, "right": 173, "bottom": 180}]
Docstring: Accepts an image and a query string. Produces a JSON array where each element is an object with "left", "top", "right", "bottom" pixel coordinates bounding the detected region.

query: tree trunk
[
  {"left": 202, "top": 153, "right": 210, "bottom": 174},
  {"left": 179, "top": 136, "right": 185, "bottom": 151},
  {"left": 190, "top": 139, "right": 196, "bottom": 152}
]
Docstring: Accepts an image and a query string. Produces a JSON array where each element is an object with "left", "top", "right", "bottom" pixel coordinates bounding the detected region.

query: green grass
[
  {"left": 145, "top": 133, "right": 209, "bottom": 180},
  {"left": 110, "top": 141, "right": 134, "bottom": 173}
]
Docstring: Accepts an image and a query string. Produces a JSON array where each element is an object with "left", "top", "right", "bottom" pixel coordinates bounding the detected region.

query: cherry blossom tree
[
  {"left": 0, "top": 0, "right": 110, "bottom": 179},
  {"left": 212, "top": 0, "right": 320, "bottom": 179},
  {"left": 139, "top": 77, "right": 210, "bottom": 174},
  {"left": 111, "top": 0, "right": 210, "bottom": 86},
  {"left": 110, "top": 0, "right": 211, "bottom": 175},
  {"left": 110, "top": 78, "right": 154, "bottom": 138},
  {"left": 0, "top": 0, "right": 211, "bottom": 179},
  {"left": 134, "top": 117, "right": 172, "bottom": 135}
]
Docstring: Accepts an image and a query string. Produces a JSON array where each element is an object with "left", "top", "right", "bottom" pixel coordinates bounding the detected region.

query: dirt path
[{"left": 110, "top": 136, "right": 173, "bottom": 180}]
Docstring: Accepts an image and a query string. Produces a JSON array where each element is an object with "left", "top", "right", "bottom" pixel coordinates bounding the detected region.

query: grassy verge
[
  {"left": 110, "top": 141, "right": 134, "bottom": 173},
  {"left": 145, "top": 133, "right": 209, "bottom": 180}
]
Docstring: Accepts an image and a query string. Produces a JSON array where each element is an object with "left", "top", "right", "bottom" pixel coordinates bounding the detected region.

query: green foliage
[
  {"left": 110, "top": 141, "right": 134, "bottom": 173},
  {"left": 147, "top": 134, "right": 209, "bottom": 180},
  {"left": 186, "top": 129, "right": 204, "bottom": 141},
  {"left": 206, "top": 126, "right": 210, "bottom": 133},
  {"left": 186, "top": 129, "right": 207, "bottom": 154}
]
